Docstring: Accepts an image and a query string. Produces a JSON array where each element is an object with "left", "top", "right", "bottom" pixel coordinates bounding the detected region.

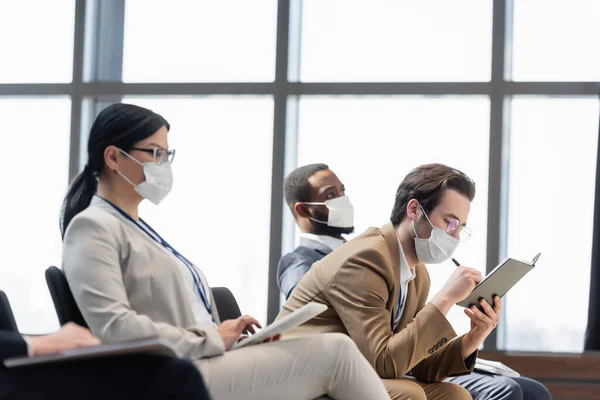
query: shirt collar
[
  {"left": 397, "top": 237, "right": 416, "bottom": 284},
  {"left": 300, "top": 232, "right": 345, "bottom": 251}
]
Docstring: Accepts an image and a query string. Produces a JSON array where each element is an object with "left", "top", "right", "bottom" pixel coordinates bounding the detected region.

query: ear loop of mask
[
  {"left": 412, "top": 202, "right": 433, "bottom": 239},
  {"left": 419, "top": 203, "right": 435, "bottom": 228},
  {"left": 302, "top": 203, "right": 328, "bottom": 225},
  {"left": 308, "top": 216, "right": 328, "bottom": 225},
  {"left": 115, "top": 148, "right": 144, "bottom": 187}
]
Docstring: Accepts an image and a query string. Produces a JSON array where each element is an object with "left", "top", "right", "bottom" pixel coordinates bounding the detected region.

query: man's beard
[
  {"left": 413, "top": 217, "right": 432, "bottom": 239},
  {"left": 309, "top": 208, "right": 355, "bottom": 236}
]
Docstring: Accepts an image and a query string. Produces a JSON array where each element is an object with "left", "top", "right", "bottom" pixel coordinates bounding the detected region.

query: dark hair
[
  {"left": 284, "top": 163, "right": 329, "bottom": 215},
  {"left": 390, "top": 163, "right": 476, "bottom": 226},
  {"left": 59, "top": 103, "right": 170, "bottom": 237}
]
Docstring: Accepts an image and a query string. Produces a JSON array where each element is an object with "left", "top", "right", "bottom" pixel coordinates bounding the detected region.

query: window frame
[{"left": 0, "top": 0, "right": 598, "bottom": 351}]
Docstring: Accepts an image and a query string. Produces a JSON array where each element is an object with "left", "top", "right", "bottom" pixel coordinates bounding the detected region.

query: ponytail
[{"left": 60, "top": 165, "right": 98, "bottom": 238}]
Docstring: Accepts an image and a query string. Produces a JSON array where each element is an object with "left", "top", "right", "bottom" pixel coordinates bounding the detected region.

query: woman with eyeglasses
[{"left": 59, "top": 103, "right": 390, "bottom": 400}]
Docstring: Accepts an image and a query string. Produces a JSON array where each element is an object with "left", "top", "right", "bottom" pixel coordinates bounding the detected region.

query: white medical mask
[
  {"left": 412, "top": 205, "right": 459, "bottom": 264},
  {"left": 303, "top": 195, "right": 354, "bottom": 228},
  {"left": 116, "top": 149, "right": 173, "bottom": 205}
]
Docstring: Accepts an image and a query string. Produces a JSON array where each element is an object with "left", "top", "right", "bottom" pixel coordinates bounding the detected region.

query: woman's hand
[
  {"left": 217, "top": 315, "right": 261, "bottom": 351},
  {"left": 28, "top": 322, "right": 101, "bottom": 356}
]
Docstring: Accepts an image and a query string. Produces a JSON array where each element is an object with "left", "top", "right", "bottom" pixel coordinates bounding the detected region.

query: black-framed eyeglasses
[{"left": 131, "top": 147, "right": 176, "bottom": 165}]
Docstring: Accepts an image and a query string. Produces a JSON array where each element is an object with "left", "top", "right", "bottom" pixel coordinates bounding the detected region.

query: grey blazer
[
  {"left": 277, "top": 238, "right": 333, "bottom": 299},
  {"left": 62, "top": 196, "right": 225, "bottom": 360}
]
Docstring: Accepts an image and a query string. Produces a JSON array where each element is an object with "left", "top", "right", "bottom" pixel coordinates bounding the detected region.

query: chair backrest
[
  {"left": 211, "top": 287, "right": 242, "bottom": 321},
  {"left": 0, "top": 290, "right": 19, "bottom": 332},
  {"left": 45, "top": 266, "right": 88, "bottom": 328}
]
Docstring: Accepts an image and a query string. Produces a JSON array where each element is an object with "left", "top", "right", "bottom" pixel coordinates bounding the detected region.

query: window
[
  {"left": 505, "top": 97, "right": 599, "bottom": 351},
  {"left": 0, "top": 0, "right": 75, "bottom": 83},
  {"left": 295, "top": 96, "right": 490, "bottom": 334},
  {"left": 124, "top": 97, "right": 274, "bottom": 324},
  {"left": 300, "top": 0, "right": 492, "bottom": 82},
  {"left": 123, "top": 0, "right": 278, "bottom": 82},
  {"left": 4, "top": 0, "right": 599, "bottom": 355},
  {"left": 512, "top": 0, "right": 600, "bottom": 81},
  {"left": 0, "top": 98, "right": 71, "bottom": 333}
]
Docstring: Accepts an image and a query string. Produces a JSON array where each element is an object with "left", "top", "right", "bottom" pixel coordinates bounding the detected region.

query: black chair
[
  {"left": 45, "top": 266, "right": 88, "bottom": 328},
  {"left": 210, "top": 287, "right": 242, "bottom": 321},
  {"left": 0, "top": 290, "right": 19, "bottom": 332}
]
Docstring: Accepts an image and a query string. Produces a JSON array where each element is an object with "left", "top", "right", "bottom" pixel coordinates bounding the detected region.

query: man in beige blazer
[{"left": 278, "top": 164, "right": 503, "bottom": 400}]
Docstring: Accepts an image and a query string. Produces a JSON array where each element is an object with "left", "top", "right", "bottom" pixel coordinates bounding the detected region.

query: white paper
[{"left": 232, "top": 302, "right": 327, "bottom": 350}]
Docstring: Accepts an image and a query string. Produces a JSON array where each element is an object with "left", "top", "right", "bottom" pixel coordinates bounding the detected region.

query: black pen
[{"left": 451, "top": 258, "right": 461, "bottom": 267}]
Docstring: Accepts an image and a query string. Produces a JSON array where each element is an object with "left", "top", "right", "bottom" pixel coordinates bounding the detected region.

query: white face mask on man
[
  {"left": 412, "top": 203, "right": 459, "bottom": 264},
  {"left": 303, "top": 195, "right": 355, "bottom": 228},
  {"left": 116, "top": 148, "right": 173, "bottom": 205}
]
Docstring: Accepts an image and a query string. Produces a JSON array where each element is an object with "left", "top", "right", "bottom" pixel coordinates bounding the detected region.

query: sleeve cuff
[
  {"left": 464, "top": 351, "right": 477, "bottom": 370},
  {"left": 22, "top": 335, "right": 34, "bottom": 357},
  {"left": 424, "top": 302, "right": 458, "bottom": 337},
  {"left": 458, "top": 335, "right": 477, "bottom": 372},
  {"left": 203, "top": 327, "right": 227, "bottom": 357}
]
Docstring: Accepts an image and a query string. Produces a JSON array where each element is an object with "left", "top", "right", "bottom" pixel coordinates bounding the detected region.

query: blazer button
[
  {"left": 441, "top": 338, "right": 448, "bottom": 344},
  {"left": 428, "top": 348, "right": 433, "bottom": 354}
]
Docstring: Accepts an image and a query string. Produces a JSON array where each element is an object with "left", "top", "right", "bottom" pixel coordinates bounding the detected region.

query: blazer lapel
[
  {"left": 380, "top": 223, "right": 401, "bottom": 327},
  {"left": 397, "top": 279, "right": 418, "bottom": 332}
]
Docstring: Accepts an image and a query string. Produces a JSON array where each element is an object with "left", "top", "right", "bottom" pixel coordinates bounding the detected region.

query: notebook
[
  {"left": 4, "top": 336, "right": 178, "bottom": 368},
  {"left": 457, "top": 253, "right": 541, "bottom": 312},
  {"left": 475, "top": 358, "right": 521, "bottom": 378}
]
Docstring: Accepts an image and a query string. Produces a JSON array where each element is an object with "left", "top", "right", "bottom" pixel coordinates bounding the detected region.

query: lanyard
[{"left": 99, "top": 197, "right": 213, "bottom": 317}]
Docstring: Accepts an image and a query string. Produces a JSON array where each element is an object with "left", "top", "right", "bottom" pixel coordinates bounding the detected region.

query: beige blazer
[
  {"left": 62, "top": 196, "right": 225, "bottom": 360},
  {"left": 277, "top": 223, "right": 475, "bottom": 383}
]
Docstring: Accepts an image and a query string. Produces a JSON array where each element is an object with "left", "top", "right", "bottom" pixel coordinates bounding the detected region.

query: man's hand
[
  {"left": 217, "top": 315, "right": 262, "bottom": 351},
  {"left": 430, "top": 266, "right": 482, "bottom": 315},
  {"left": 28, "top": 322, "right": 101, "bottom": 356},
  {"left": 461, "top": 295, "right": 502, "bottom": 358}
]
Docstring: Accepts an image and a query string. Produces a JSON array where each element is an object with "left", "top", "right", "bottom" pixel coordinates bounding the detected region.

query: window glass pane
[
  {"left": 123, "top": 0, "right": 277, "bottom": 82},
  {"left": 0, "top": 1, "right": 75, "bottom": 83},
  {"left": 296, "top": 97, "right": 490, "bottom": 334},
  {"left": 300, "top": 0, "right": 492, "bottom": 82},
  {"left": 512, "top": 0, "right": 600, "bottom": 81},
  {"left": 124, "top": 97, "right": 274, "bottom": 323},
  {"left": 505, "top": 97, "right": 599, "bottom": 351},
  {"left": 0, "top": 98, "right": 71, "bottom": 332}
]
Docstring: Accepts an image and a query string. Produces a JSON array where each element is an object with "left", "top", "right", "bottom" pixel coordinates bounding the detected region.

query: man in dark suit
[
  {"left": 277, "top": 163, "right": 354, "bottom": 299},
  {"left": 277, "top": 163, "right": 552, "bottom": 400},
  {"left": 1, "top": 304, "right": 211, "bottom": 399},
  {"left": 279, "top": 237, "right": 335, "bottom": 299}
]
